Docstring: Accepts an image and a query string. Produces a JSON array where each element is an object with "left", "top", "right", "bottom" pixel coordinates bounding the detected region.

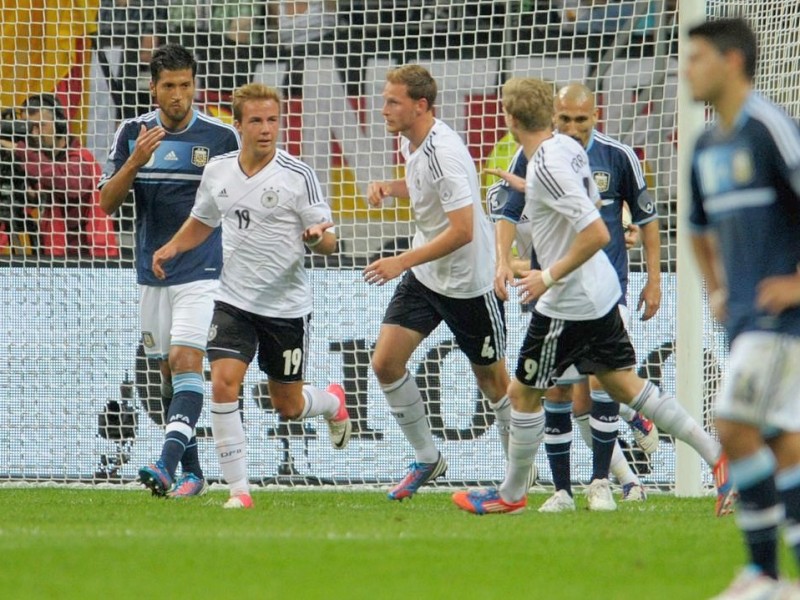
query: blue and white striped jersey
[
  {"left": 100, "top": 109, "right": 240, "bottom": 286},
  {"left": 690, "top": 92, "right": 800, "bottom": 341}
]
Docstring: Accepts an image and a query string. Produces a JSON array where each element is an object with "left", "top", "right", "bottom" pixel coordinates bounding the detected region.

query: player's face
[
  {"left": 151, "top": 68, "right": 195, "bottom": 129},
  {"left": 685, "top": 38, "right": 727, "bottom": 104},
  {"left": 236, "top": 98, "right": 280, "bottom": 161},
  {"left": 382, "top": 82, "right": 424, "bottom": 135},
  {"left": 553, "top": 97, "right": 597, "bottom": 148}
]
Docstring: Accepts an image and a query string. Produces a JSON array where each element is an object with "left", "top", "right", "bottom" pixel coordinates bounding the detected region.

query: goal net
[{"left": 0, "top": 1, "right": 793, "bottom": 491}]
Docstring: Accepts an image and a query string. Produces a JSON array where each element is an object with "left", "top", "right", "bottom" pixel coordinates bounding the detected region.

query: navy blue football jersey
[
  {"left": 100, "top": 109, "right": 240, "bottom": 285},
  {"left": 690, "top": 92, "right": 800, "bottom": 341}
]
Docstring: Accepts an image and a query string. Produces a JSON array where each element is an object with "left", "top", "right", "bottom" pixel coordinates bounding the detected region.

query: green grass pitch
[{"left": 0, "top": 488, "right": 796, "bottom": 599}]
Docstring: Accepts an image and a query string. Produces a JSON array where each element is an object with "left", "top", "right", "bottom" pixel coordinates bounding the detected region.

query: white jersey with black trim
[
  {"left": 525, "top": 134, "right": 621, "bottom": 320},
  {"left": 191, "top": 148, "right": 332, "bottom": 318},
  {"left": 401, "top": 119, "right": 495, "bottom": 299}
]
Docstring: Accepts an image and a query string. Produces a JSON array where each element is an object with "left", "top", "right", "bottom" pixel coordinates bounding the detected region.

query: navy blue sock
[
  {"left": 544, "top": 401, "right": 573, "bottom": 495},
  {"left": 731, "top": 448, "right": 780, "bottom": 579},
  {"left": 776, "top": 464, "right": 800, "bottom": 569},
  {"left": 589, "top": 390, "right": 619, "bottom": 481},
  {"left": 160, "top": 372, "right": 204, "bottom": 478},
  {"left": 180, "top": 438, "right": 203, "bottom": 479}
]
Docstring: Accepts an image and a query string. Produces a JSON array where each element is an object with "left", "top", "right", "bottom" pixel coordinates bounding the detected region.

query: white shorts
[
  {"left": 716, "top": 331, "right": 800, "bottom": 433},
  {"left": 554, "top": 304, "right": 631, "bottom": 385},
  {"left": 139, "top": 279, "right": 219, "bottom": 359}
]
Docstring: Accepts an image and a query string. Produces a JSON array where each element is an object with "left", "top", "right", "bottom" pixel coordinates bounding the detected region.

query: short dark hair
[
  {"left": 688, "top": 18, "right": 757, "bottom": 81},
  {"left": 150, "top": 43, "right": 197, "bottom": 82}
]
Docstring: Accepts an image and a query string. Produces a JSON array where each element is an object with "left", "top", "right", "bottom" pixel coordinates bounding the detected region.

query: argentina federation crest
[
  {"left": 261, "top": 188, "right": 279, "bottom": 209},
  {"left": 191, "top": 146, "right": 210, "bottom": 167},
  {"left": 593, "top": 171, "right": 610, "bottom": 193}
]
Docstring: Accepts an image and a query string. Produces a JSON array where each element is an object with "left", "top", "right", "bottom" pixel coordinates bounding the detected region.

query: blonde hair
[
  {"left": 232, "top": 83, "right": 282, "bottom": 122},
  {"left": 501, "top": 77, "right": 555, "bottom": 132},
  {"left": 386, "top": 64, "right": 437, "bottom": 109}
]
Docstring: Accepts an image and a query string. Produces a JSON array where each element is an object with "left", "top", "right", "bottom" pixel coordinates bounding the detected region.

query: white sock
[
  {"left": 618, "top": 402, "right": 636, "bottom": 422},
  {"left": 575, "top": 412, "right": 592, "bottom": 449},
  {"left": 631, "top": 381, "right": 720, "bottom": 466},
  {"left": 578, "top": 411, "right": 638, "bottom": 485},
  {"left": 382, "top": 372, "right": 438, "bottom": 464},
  {"left": 489, "top": 395, "right": 511, "bottom": 457},
  {"left": 499, "top": 409, "right": 545, "bottom": 503},
  {"left": 610, "top": 442, "right": 639, "bottom": 486},
  {"left": 210, "top": 401, "right": 249, "bottom": 497},
  {"left": 300, "top": 385, "right": 340, "bottom": 420}
]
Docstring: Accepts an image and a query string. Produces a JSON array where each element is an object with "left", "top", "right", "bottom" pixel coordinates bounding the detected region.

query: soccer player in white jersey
[
  {"left": 99, "top": 44, "right": 240, "bottom": 498},
  {"left": 452, "top": 77, "right": 727, "bottom": 515},
  {"left": 152, "top": 83, "right": 351, "bottom": 509},
  {"left": 688, "top": 18, "right": 800, "bottom": 598},
  {"left": 363, "top": 65, "right": 511, "bottom": 500}
]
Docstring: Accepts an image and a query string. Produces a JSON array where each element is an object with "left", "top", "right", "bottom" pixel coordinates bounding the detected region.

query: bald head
[{"left": 553, "top": 82, "right": 598, "bottom": 148}]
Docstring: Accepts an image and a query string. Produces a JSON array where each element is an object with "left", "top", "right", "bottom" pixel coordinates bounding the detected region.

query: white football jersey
[
  {"left": 191, "top": 148, "right": 332, "bottom": 318},
  {"left": 402, "top": 119, "right": 495, "bottom": 298},
  {"left": 524, "top": 134, "right": 621, "bottom": 320}
]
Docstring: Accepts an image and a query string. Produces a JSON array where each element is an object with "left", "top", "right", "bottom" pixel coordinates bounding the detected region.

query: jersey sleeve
[
  {"left": 500, "top": 150, "right": 529, "bottom": 223},
  {"left": 618, "top": 147, "right": 658, "bottom": 225},
  {"left": 190, "top": 168, "right": 222, "bottom": 228},
  {"left": 297, "top": 168, "right": 334, "bottom": 229},
  {"left": 688, "top": 159, "right": 709, "bottom": 231},
  {"left": 770, "top": 119, "right": 800, "bottom": 199},
  {"left": 432, "top": 147, "right": 476, "bottom": 212},
  {"left": 98, "top": 121, "right": 134, "bottom": 189},
  {"left": 531, "top": 151, "right": 601, "bottom": 232}
]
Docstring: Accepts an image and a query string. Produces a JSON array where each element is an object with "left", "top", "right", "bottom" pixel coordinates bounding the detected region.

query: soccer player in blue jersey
[
  {"left": 98, "top": 44, "right": 240, "bottom": 498},
  {"left": 687, "top": 18, "right": 800, "bottom": 598}
]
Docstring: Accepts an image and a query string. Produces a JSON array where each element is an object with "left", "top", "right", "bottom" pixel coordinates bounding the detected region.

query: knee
[
  {"left": 272, "top": 398, "right": 304, "bottom": 420},
  {"left": 371, "top": 354, "right": 404, "bottom": 385},
  {"left": 211, "top": 379, "right": 240, "bottom": 403}
]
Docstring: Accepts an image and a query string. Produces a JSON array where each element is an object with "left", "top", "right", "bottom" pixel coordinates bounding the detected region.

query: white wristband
[
  {"left": 306, "top": 236, "right": 322, "bottom": 248},
  {"left": 541, "top": 268, "right": 556, "bottom": 289}
]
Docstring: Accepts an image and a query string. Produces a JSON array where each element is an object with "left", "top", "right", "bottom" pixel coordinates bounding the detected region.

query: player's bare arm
[
  {"left": 494, "top": 218, "right": 518, "bottom": 301},
  {"left": 303, "top": 221, "right": 337, "bottom": 255},
  {"left": 363, "top": 204, "right": 473, "bottom": 286},
  {"left": 638, "top": 219, "right": 662, "bottom": 320},
  {"left": 99, "top": 124, "right": 166, "bottom": 215},
  {"left": 512, "top": 217, "right": 610, "bottom": 304},
  {"left": 484, "top": 167, "right": 525, "bottom": 193},
  {"left": 756, "top": 269, "right": 800, "bottom": 315},
  {"left": 366, "top": 178, "right": 408, "bottom": 208},
  {"left": 152, "top": 216, "right": 214, "bottom": 280}
]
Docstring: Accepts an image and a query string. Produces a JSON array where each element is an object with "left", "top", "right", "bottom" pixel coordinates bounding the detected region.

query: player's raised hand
[
  {"left": 484, "top": 168, "right": 525, "bottom": 192},
  {"left": 367, "top": 180, "right": 393, "bottom": 208},
  {"left": 129, "top": 124, "right": 165, "bottom": 168},
  {"left": 303, "top": 221, "right": 335, "bottom": 246},
  {"left": 152, "top": 243, "right": 178, "bottom": 280}
]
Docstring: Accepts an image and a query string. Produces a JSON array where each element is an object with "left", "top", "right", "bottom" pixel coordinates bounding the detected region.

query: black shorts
[
  {"left": 514, "top": 305, "right": 636, "bottom": 389},
  {"left": 207, "top": 301, "right": 309, "bottom": 383},
  {"left": 382, "top": 271, "right": 506, "bottom": 366}
]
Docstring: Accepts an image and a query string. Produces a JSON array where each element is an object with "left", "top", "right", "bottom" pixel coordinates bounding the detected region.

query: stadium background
[{"left": 0, "top": 1, "right": 798, "bottom": 492}]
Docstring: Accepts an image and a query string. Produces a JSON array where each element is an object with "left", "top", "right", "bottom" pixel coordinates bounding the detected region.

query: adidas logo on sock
[{"left": 164, "top": 150, "right": 178, "bottom": 161}]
